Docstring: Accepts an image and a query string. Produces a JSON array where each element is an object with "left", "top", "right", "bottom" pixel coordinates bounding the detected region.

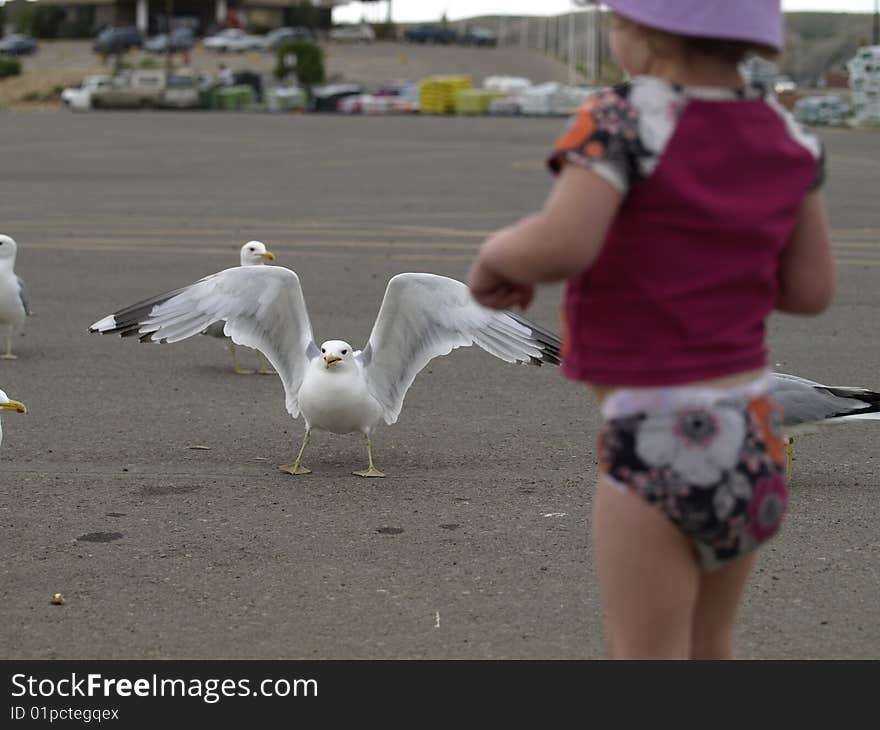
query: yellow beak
[
  {"left": 324, "top": 355, "right": 341, "bottom": 368},
  {"left": 1, "top": 399, "right": 26, "bottom": 414},
  {"left": 260, "top": 251, "right": 275, "bottom": 261}
]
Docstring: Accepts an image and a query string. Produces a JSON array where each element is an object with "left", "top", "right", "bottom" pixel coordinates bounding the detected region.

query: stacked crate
[
  {"left": 793, "top": 95, "right": 850, "bottom": 126},
  {"left": 418, "top": 75, "right": 472, "bottom": 114},
  {"left": 848, "top": 45, "right": 880, "bottom": 123},
  {"left": 454, "top": 89, "right": 507, "bottom": 115},
  {"left": 213, "top": 85, "right": 257, "bottom": 111}
]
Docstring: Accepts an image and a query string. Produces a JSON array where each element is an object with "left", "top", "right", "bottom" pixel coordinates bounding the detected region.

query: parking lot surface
[{"left": 0, "top": 113, "right": 878, "bottom": 658}]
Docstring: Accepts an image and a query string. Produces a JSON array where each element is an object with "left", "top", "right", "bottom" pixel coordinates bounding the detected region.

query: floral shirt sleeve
[{"left": 547, "top": 84, "right": 641, "bottom": 194}]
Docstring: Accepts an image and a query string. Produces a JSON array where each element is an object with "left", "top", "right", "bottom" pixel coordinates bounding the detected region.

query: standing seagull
[
  {"left": 201, "top": 241, "right": 276, "bottom": 374},
  {"left": 0, "top": 235, "right": 32, "bottom": 360},
  {"left": 0, "top": 389, "right": 27, "bottom": 450},
  {"left": 90, "top": 267, "right": 561, "bottom": 477}
]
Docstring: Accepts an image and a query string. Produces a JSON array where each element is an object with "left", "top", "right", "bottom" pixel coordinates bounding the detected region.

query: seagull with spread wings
[
  {"left": 90, "top": 267, "right": 561, "bottom": 477},
  {"left": 0, "top": 235, "right": 32, "bottom": 360}
]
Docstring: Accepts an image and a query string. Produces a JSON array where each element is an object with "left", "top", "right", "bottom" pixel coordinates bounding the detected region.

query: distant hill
[
  {"left": 785, "top": 13, "right": 876, "bottom": 82},
  {"left": 441, "top": 12, "right": 878, "bottom": 84}
]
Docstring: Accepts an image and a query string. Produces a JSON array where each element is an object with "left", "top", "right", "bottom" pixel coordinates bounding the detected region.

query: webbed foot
[
  {"left": 278, "top": 463, "right": 312, "bottom": 475},
  {"left": 353, "top": 466, "right": 385, "bottom": 478}
]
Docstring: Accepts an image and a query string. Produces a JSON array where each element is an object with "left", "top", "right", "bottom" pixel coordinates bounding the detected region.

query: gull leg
[
  {"left": 229, "top": 341, "right": 254, "bottom": 375},
  {"left": 256, "top": 351, "right": 276, "bottom": 376},
  {"left": 0, "top": 330, "right": 17, "bottom": 360},
  {"left": 278, "top": 430, "right": 312, "bottom": 475},
  {"left": 785, "top": 437, "right": 794, "bottom": 481},
  {"left": 353, "top": 433, "right": 385, "bottom": 478}
]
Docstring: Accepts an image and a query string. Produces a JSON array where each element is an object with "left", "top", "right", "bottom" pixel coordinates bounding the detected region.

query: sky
[{"left": 334, "top": 1, "right": 879, "bottom": 24}]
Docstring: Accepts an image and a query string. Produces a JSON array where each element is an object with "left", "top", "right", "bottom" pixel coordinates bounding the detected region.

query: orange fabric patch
[
  {"left": 748, "top": 396, "right": 785, "bottom": 465},
  {"left": 584, "top": 141, "right": 605, "bottom": 159},
  {"left": 553, "top": 98, "right": 598, "bottom": 152}
]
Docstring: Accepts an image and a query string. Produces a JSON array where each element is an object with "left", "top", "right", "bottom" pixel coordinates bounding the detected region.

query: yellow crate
[{"left": 419, "top": 75, "right": 473, "bottom": 114}]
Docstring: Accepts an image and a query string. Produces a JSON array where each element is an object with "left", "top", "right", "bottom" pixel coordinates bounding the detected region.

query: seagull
[
  {"left": 90, "top": 267, "right": 561, "bottom": 477},
  {"left": 201, "top": 241, "right": 276, "bottom": 375},
  {"left": 0, "top": 235, "right": 32, "bottom": 360},
  {"left": 770, "top": 372, "right": 880, "bottom": 474},
  {"left": 0, "top": 389, "right": 27, "bottom": 450}
]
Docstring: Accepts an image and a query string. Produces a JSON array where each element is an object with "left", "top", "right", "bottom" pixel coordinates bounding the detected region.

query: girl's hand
[{"left": 467, "top": 259, "right": 534, "bottom": 311}]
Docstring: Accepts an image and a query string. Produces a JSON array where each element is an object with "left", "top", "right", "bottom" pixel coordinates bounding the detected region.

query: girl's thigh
[{"left": 591, "top": 477, "right": 701, "bottom": 659}]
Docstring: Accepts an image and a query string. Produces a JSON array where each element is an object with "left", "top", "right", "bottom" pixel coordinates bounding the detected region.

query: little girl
[{"left": 468, "top": 0, "right": 833, "bottom": 659}]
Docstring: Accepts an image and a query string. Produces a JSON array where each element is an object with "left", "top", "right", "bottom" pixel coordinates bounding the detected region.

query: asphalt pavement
[{"left": 0, "top": 112, "right": 878, "bottom": 659}]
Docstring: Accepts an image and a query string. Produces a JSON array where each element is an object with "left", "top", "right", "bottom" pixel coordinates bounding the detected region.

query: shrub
[
  {"left": 373, "top": 22, "right": 397, "bottom": 41},
  {"left": 275, "top": 39, "right": 325, "bottom": 90},
  {"left": 0, "top": 56, "right": 22, "bottom": 80}
]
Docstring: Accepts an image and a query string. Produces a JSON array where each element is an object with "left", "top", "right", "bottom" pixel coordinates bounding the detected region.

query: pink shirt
[{"left": 548, "top": 76, "right": 823, "bottom": 386}]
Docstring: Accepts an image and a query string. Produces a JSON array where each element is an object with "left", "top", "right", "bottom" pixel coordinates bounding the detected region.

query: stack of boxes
[
  {"left": 848, "top": 45, "right": 880, "bottom": 123},
  {"left": 454, "top": 89, "right": 507, "bottom": 115},
  {"left": 793, "top": 95, "right": 850, "bottom": 126},
  {"left": 213, "top": 85, "right": 257, "bottom": 111},
  {"left": 418, "top": 75, "right": 473, "bottom": 114}
]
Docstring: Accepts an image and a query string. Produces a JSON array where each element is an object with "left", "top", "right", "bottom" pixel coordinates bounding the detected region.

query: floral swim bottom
[{"left": 598, "top": 389, "right": 788, "bottom": 571}]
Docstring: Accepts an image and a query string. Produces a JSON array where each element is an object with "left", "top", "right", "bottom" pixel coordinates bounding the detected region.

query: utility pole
[
  {"left": 165, "top": 0, "right": 174, "bottom": 76},
  {"left": 874, "top": 0, "right": 879, "bottom": 46}
]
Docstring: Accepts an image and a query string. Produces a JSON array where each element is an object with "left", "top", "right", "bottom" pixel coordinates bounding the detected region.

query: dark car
[
  {"left": 93, "top": 26, "right": 144, "bottom": 55},
  {"left": 231, "top": 70, "right": 263, "bottom": 103},
  {"left": 461, "top": 27, "right": 498, "bottom": 47},
  {"left": 310, "top": 82, "right": 364, "bottom": 112},
  {"left": 403, "top": 25, "right": 458, "bottom": 44},
  {"left": 145, "top": 28, "right": 195, "bottom": 54},
  {"left": 0, "top": 34, "right": 38, "bottom": 56},
  {"left": 261, "top": 26, "right": 316, "bottom": 50}
]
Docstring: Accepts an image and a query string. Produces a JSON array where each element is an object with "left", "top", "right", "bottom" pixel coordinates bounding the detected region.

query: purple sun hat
[{"left": 604, "top": 0, "right": 784, "bottom": 50}]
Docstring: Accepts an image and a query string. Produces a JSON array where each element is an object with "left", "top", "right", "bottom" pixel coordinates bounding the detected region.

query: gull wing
[
  {"left": 16, "top": 276, "right": 31, "bottom": 316},
  {"left": 770, "top": 372, "right": 880, "bottom": 431},
  {"left": 359, "top": 273, "right": 561, "bottom": 425},
  {"left": 90, "top": 266, "right": 319, "bottom": 418}
]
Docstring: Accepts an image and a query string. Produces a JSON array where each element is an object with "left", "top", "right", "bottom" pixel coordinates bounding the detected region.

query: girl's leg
[
  {"left": 689, "top": 552, "right": 757, "bottom": 659},
  {"left": 592, "top": 477, "right": 701, "bottom": 659}
]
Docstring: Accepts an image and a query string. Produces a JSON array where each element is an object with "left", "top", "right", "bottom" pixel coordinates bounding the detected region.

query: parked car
[
  {"left": 145, "top": 28, "right": 195, "bottom": 54},
  {"left": 328, "top": 24, "right": 376, "bottom": 43},
  {"left": 93, "top": 26, "right": 143, "bottom": 55},
  {"left": 461, "top": 27, "right": 498, "bottom": 47},
  {"left": 259, "top": 26, "right": 315, "bottom": 50},
  {"left": 0, "top": 34, "right": 38, "bottom": 56},
  {"left": 61, "top": 75, "right": 112, "bottom": 110},
  {"left": 159, "top": 70, "right": 202, "bottom": 108},
  {"left": 203, "top": 28, "right": 262, "bottom": 53},
  {"left": 230, "top": 70, "right": 263, "bottom": 103},
  {"left": 90, "top": 70, "right": 165, "bottom": 109},
  {"left": 311, "top": 82, "right": 364, "bottom": 111},
  {"left": 403, "top": 25, "right": 457, "bottom": 44}
]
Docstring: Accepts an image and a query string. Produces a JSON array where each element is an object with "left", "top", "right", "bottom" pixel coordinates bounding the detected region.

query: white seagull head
[
  {"left": 320, "top": 340, "right": 354, "bottom": 370},
  {"left": 0, "top": 235, "right": 18, "bottom": 264},
  {"left": 239, "top": 241, "right": 275, "bottom": 267}
]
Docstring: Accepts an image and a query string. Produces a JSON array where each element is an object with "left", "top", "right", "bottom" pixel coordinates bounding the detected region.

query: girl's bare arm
[
  {"left": 468, "top": 164, "right": 623, "bottom": 309},
  {"left": 776, "top": 191, "right": 835, "bottom": 315}
]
